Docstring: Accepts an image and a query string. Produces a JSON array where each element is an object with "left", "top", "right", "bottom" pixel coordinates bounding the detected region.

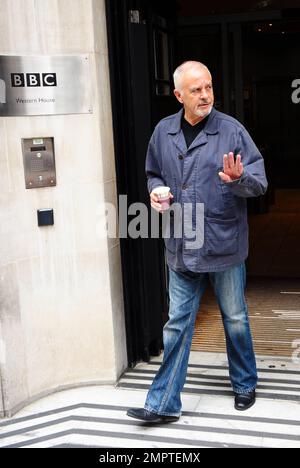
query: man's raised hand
[{"left": 218, "top": 152, "right": 243, "bottom": 183}]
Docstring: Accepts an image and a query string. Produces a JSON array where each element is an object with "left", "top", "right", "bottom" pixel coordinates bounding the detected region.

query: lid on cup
[{"left": 153, "top": 186, "right": 170, "bottom": 197}]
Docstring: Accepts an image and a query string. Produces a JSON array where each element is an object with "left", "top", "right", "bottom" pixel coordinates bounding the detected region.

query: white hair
[{"left": 173, "top": 61, "right": 211, "bottom": 91}]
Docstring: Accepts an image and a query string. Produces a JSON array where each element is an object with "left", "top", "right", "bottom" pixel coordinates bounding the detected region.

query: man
[{"left": 127, "top": 61, "right": 268, "bottom": 423}]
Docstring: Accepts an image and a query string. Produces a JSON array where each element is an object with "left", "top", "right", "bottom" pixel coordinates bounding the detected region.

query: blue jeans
[{"left": 144, "top": 262, "right": 257, "bottom": 417}]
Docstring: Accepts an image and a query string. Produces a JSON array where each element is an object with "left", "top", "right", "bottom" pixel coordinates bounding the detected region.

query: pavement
[{"left": 0, "top": 352, "right": 299, "bottom": 448}]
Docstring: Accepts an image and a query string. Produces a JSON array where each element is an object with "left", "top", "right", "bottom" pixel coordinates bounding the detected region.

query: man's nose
[{"left": 200, "top": 89, "right": 209, "bottom": 100}]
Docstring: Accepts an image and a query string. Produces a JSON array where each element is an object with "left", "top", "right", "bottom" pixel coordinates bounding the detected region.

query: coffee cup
[{"left": 153, "top": 186, "right": 171, "bottom": 210}]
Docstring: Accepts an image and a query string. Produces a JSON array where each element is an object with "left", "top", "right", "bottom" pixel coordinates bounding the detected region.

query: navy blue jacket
[{"left": 145, "top": 107, "right": 268, "bottom": 272}]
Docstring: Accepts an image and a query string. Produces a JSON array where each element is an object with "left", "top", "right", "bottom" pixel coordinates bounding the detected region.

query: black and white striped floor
[
  {"left": 118, "top": 355, "right": 300, "bottom": 403},
  {"left": 0, "top": 353, "right": 299, "bottom": 448}
]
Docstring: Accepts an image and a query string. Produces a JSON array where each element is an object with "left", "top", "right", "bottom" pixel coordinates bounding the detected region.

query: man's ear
[{"left": 174, "top": 89, "right": 183, "bottom": 104}]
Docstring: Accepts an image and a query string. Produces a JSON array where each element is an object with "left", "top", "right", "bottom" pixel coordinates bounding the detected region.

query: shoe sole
[{"left": 127, "top": 411, "right": 179, "bottom": 423}]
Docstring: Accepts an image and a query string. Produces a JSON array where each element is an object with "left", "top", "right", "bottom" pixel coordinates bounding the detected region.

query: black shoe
[
  {"left": 234, "top": 390, "right": 256, "bottom": 411},
  {"left": 127, "top": 408, "right": 179, "bottom": 423}
]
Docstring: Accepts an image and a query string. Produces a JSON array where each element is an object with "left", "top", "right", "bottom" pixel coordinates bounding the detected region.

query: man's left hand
[{"left": 218, "top": 152, "right": 243, "bottom": 183}]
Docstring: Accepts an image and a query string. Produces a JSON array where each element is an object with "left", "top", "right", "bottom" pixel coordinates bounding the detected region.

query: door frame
[{"left": 105, "top": 0, "right": 170, "bottom": 366}]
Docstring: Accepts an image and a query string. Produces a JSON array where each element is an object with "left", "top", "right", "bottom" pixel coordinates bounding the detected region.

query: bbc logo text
[{"left": 11, "top": 73, "right": 57, "bottom": 87}]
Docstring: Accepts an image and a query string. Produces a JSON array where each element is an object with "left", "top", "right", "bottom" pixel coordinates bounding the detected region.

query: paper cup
[{"left": 153, "top": 186, "right": 171, "bottom": 210}]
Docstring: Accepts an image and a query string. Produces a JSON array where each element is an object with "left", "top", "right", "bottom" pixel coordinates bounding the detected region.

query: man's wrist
[{"left": 227, "top": 174, "right": 243, "bottom": 185}]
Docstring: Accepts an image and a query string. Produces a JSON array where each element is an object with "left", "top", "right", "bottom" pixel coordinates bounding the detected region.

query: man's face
[{"left": 174, "top": 68, "right": 214, "bottom": 118}]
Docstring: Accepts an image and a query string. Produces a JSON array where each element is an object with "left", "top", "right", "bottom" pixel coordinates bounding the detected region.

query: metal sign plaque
[{"left": 0, "top": 55, "right": 93, "bottom": 116}]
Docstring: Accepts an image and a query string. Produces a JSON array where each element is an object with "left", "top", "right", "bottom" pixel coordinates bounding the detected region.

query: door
[{"left": 105, "top": 0, "right": 177, "bottom": 366}]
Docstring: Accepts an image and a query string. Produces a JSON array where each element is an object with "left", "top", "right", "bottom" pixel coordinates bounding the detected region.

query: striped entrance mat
[{"left": 192, "top": 278, "right": 300, "bottom": 356}]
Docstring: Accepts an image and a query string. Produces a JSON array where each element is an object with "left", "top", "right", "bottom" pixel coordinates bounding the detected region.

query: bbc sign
[
  {"left": 0, "top": 55, "right": 92, "bottom": 116},
  {"left": 11, "top": 73, "right": 57, "bottom": 87}
]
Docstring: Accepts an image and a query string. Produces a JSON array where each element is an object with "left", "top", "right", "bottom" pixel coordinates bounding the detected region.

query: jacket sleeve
[
  {"left": 145, "top": 128, "right": 166, "bottom": 194},
  {"left": 227, "top": 127, "right": 268, "bottom": 198}
]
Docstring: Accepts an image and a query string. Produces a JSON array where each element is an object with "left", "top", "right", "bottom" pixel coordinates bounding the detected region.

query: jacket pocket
[{"left": 204, "top": 216, "right": 238, "bottom": 256}]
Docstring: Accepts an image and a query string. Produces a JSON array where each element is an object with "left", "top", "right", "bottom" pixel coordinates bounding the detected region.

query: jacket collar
[{"left": 167, "top": 106, "right": 219, "bottom": 135}]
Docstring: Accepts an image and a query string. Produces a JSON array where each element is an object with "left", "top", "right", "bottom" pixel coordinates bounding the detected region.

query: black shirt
[{"left": 181, "top": 112, "right": 210, "bottom": 148}]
